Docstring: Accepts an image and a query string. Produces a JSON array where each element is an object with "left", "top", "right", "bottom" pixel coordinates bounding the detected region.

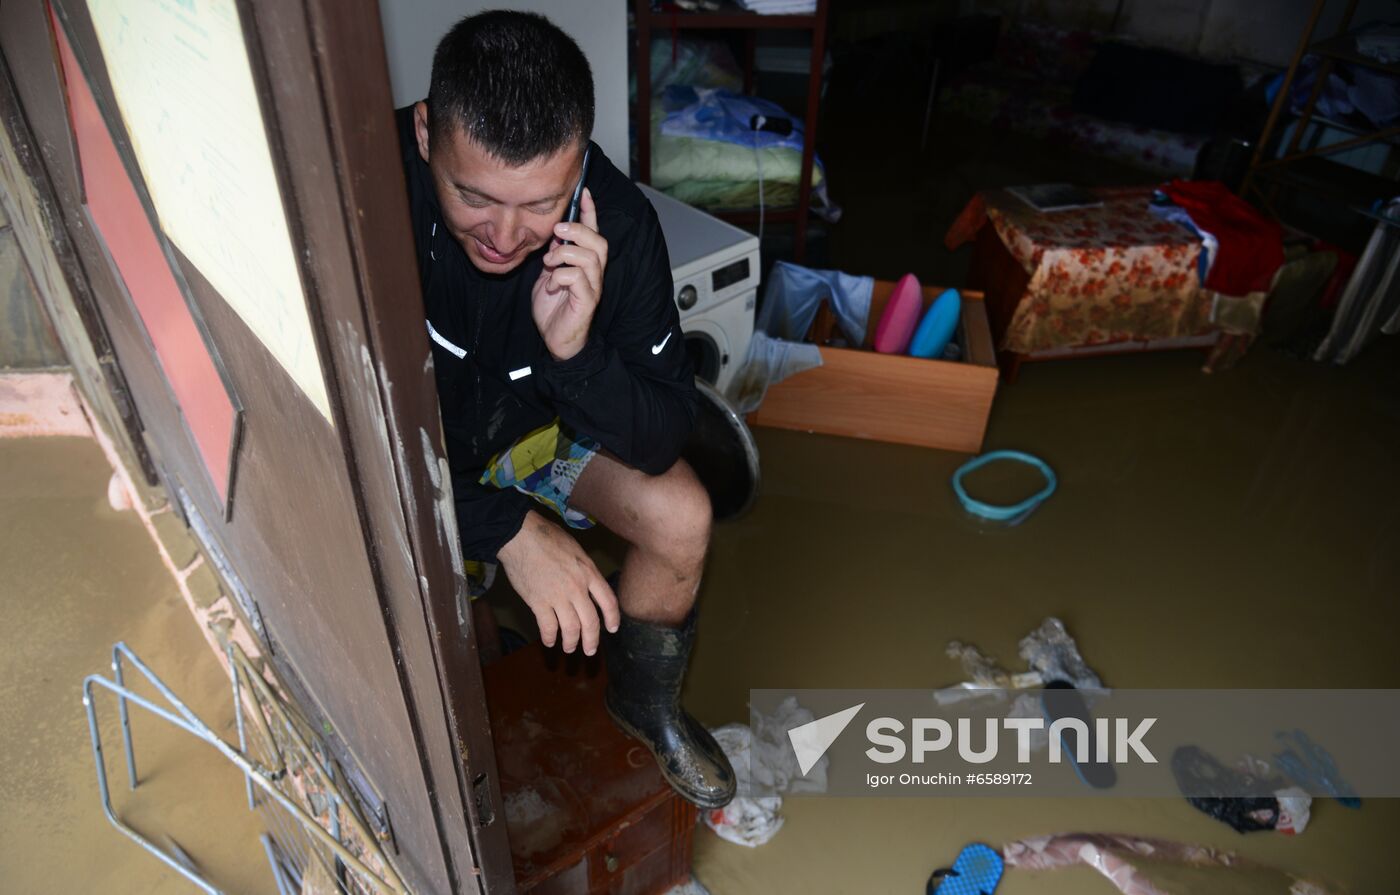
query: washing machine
[{"left": 638, "top": 184, "right": 759, "bottom": 395}]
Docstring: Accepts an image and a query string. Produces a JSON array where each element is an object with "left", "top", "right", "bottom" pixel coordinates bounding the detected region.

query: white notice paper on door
[{"left": 85, "top": 0, "right": 332, "bottom": 422}]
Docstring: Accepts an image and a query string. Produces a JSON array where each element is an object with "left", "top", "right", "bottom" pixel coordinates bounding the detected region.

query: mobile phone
[{"left": 561, "top": 145, "right": 592, "bottom": 246}]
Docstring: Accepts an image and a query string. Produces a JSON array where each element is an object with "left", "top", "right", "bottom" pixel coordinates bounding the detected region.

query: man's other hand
[
  {"left": 532, "top": 187, "right": 608, "bottom": 362},
  {"left": 496, "top": 509, "right": 620, "bottom": 655}
]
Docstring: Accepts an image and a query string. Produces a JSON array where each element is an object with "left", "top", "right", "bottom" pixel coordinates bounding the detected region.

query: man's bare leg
[
  {"left": 566, "top": 452, "right": 734, "bottom": 808},
  {"left": 568, "top": 453, "right": 712, "bottom": 625}
]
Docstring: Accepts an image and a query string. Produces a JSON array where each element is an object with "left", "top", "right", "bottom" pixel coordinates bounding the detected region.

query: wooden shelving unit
[
  {"left": 632, "top": 0, "right": 830, "bottom": 262},
  {"left": 1242, "top": 0, "right": 1400, "bottom": 217}
]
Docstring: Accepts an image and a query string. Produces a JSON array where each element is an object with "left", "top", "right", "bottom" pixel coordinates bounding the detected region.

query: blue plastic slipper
[
  {"left": 1042, "top": 681, "right": 1117, "bottom": 790},
  {"left": 908, "top": 288, "right": 961, "bottom": 359},
  {"left": 927, "top": 843, "right": 1003, "bottom": 895}
]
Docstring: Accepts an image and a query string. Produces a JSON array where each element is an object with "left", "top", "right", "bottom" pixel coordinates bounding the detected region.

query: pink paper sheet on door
[{"left": 52, "top": 7, "right": 237, "bottom": 505}]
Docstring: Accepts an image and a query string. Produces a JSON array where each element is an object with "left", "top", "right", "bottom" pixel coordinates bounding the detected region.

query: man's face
[{"left": 415, "top": 102, "right": 582, "bottom": 275}]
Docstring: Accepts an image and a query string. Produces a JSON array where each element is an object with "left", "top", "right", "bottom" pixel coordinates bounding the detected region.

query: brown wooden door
[{"left": 0, "top": 1, "right": 512, "bottom": 891}]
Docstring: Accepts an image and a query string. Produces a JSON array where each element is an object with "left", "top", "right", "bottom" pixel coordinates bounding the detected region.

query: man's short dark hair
[{"left": 428, "top": 11, "right": 595, "bottom": 165}]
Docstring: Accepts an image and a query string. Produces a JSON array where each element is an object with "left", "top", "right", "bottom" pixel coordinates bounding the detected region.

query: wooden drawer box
[
  {"left": 750, "top": 282, "right": 999, "bottom": 453},
  {"left": 483, "top": 644, "right": 697, "bottom": 895}
]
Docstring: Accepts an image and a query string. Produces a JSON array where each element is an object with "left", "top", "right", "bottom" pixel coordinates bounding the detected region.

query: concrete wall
[
  {"left": 972, "top": 0, "right": 1398, "bottom": 66},
  {"left": 1196, "top": 0, "right": 1397, "bottom": 66},
  {"left": 378, "top": 0, "right": 629, "bottom": 170}
]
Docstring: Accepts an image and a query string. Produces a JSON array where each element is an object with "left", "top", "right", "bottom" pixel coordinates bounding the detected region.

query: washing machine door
[
  {"left": 679, "top": 318, "right": 728, "bottom": 389},
  {"left": 681, "top": 380, "right": 761, "bottom": 522}
]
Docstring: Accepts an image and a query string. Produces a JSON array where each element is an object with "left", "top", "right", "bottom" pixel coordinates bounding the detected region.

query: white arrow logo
[{"left": 788, "top": 703, "right": 864, "bottom": 776}]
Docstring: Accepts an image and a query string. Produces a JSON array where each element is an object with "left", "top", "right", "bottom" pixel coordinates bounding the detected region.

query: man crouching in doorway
[{"left": 397, "top": 10, "right": 734, "bottom": 808}]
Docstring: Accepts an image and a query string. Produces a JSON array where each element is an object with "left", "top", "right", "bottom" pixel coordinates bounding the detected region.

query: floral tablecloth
[{"left": 948, "top": 188, "right": 1214, "bottom": 354}]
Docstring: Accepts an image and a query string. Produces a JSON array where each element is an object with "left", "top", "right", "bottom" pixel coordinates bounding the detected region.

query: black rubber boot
[{"left": 603, "top": 609, "right": 736, "bottom": 808}]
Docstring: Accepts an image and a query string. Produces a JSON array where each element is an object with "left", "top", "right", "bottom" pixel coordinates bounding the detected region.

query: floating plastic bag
[
  {"left": 1275, "top": 786, "right": 1312, "bottom": 835},
  {"left": 750, "top": 695, "right": 829, "bottom": 794},
  {"left": 1171, "top": 745, "right": 1285, "bottom": 833},
  {"left": 703, "top": 697, "right": 828, "bottom": 848},
  {"left": 1018, "top": 617, "right": 1103, "bottom": 690},
  {"left": 1171, "top": 747, "right": 1314, "bottom": 835},
  {"left": 726, "top": 331, "right": 822, "bottom": 414},
  {"left": 945, "top": 639, "right": 1022, "bottom": 689},
  {"left": 703, "top": 724, "right": 784, "bottom": 848},
  {"left": 1003, "top": 833, "right": 1341, "bottom": 895},
  {"left": 1273, "top": 728, "right": 1361, "bottom": 808},
  {"left": 937, "top": 618, "right": 1102, "bottom": 753},
  {"left": 663, "top": 876, "right": 713, "bottom": 895}
]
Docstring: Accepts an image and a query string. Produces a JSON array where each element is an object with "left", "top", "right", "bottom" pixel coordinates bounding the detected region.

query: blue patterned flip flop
[{"left": 927, "top": 843, "right": 1004, "bottom": 895}]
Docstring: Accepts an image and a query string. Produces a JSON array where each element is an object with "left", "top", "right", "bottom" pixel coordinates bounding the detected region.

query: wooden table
[{"left": 951, "top": 188, "right": 1220, "bottom": 382}]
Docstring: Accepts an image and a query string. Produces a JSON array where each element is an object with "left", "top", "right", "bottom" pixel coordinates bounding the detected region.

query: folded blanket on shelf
[{"left": 651, "top": 86, "right": 837, "bottom": 217}]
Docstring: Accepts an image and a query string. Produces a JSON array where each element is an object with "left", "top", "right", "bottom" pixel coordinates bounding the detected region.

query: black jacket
[{"left": 397, "top": 108, "right": 696, "bottom": 561}]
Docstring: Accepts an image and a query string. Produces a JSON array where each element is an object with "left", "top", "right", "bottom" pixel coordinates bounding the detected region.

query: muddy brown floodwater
[
  {"left": 0, "top": 437, "right": 272, "bottom": 894},
  {"left": 10, "top": 332, "right": 1400, "bottom": 894}
]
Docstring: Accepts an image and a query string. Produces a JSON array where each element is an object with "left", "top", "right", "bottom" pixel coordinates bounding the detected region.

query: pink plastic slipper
[{"left": 873, "top": 273, "right": 922, "bottom": 354}]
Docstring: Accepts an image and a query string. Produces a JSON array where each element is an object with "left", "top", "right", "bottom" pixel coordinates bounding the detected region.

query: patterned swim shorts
[{"left": 464, "top": 419, "right": 600, "bottom": 596}]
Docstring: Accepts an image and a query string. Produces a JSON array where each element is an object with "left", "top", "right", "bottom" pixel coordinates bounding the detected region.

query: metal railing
[{"left": 81, "top": 641, "right": 408, "bottom": 894}]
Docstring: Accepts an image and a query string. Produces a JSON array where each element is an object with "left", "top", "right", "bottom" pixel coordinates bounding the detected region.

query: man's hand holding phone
[{"left": 533, "top": 183, "right": 607, "bottom": 362}]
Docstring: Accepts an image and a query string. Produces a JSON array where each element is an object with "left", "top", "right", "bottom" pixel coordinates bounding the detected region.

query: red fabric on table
[{"left": 1161, "top": 180, "right": 1284, "bottom": 298}]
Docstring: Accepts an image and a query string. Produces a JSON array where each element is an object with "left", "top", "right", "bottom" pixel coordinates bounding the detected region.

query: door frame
[
  {"left": 271, "top": 0, "right": 516, "bottom": 888},
  {"left": 0, "top": 0, "right": 516, "bottom": 890}
]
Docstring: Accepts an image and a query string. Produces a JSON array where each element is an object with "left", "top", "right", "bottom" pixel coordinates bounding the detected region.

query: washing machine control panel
[
  {"left": 711, "top": 257, "right": 751, "bottom": 293},
  {"left": 672, "top": 247, "right": 760, "bottom": 319}
]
